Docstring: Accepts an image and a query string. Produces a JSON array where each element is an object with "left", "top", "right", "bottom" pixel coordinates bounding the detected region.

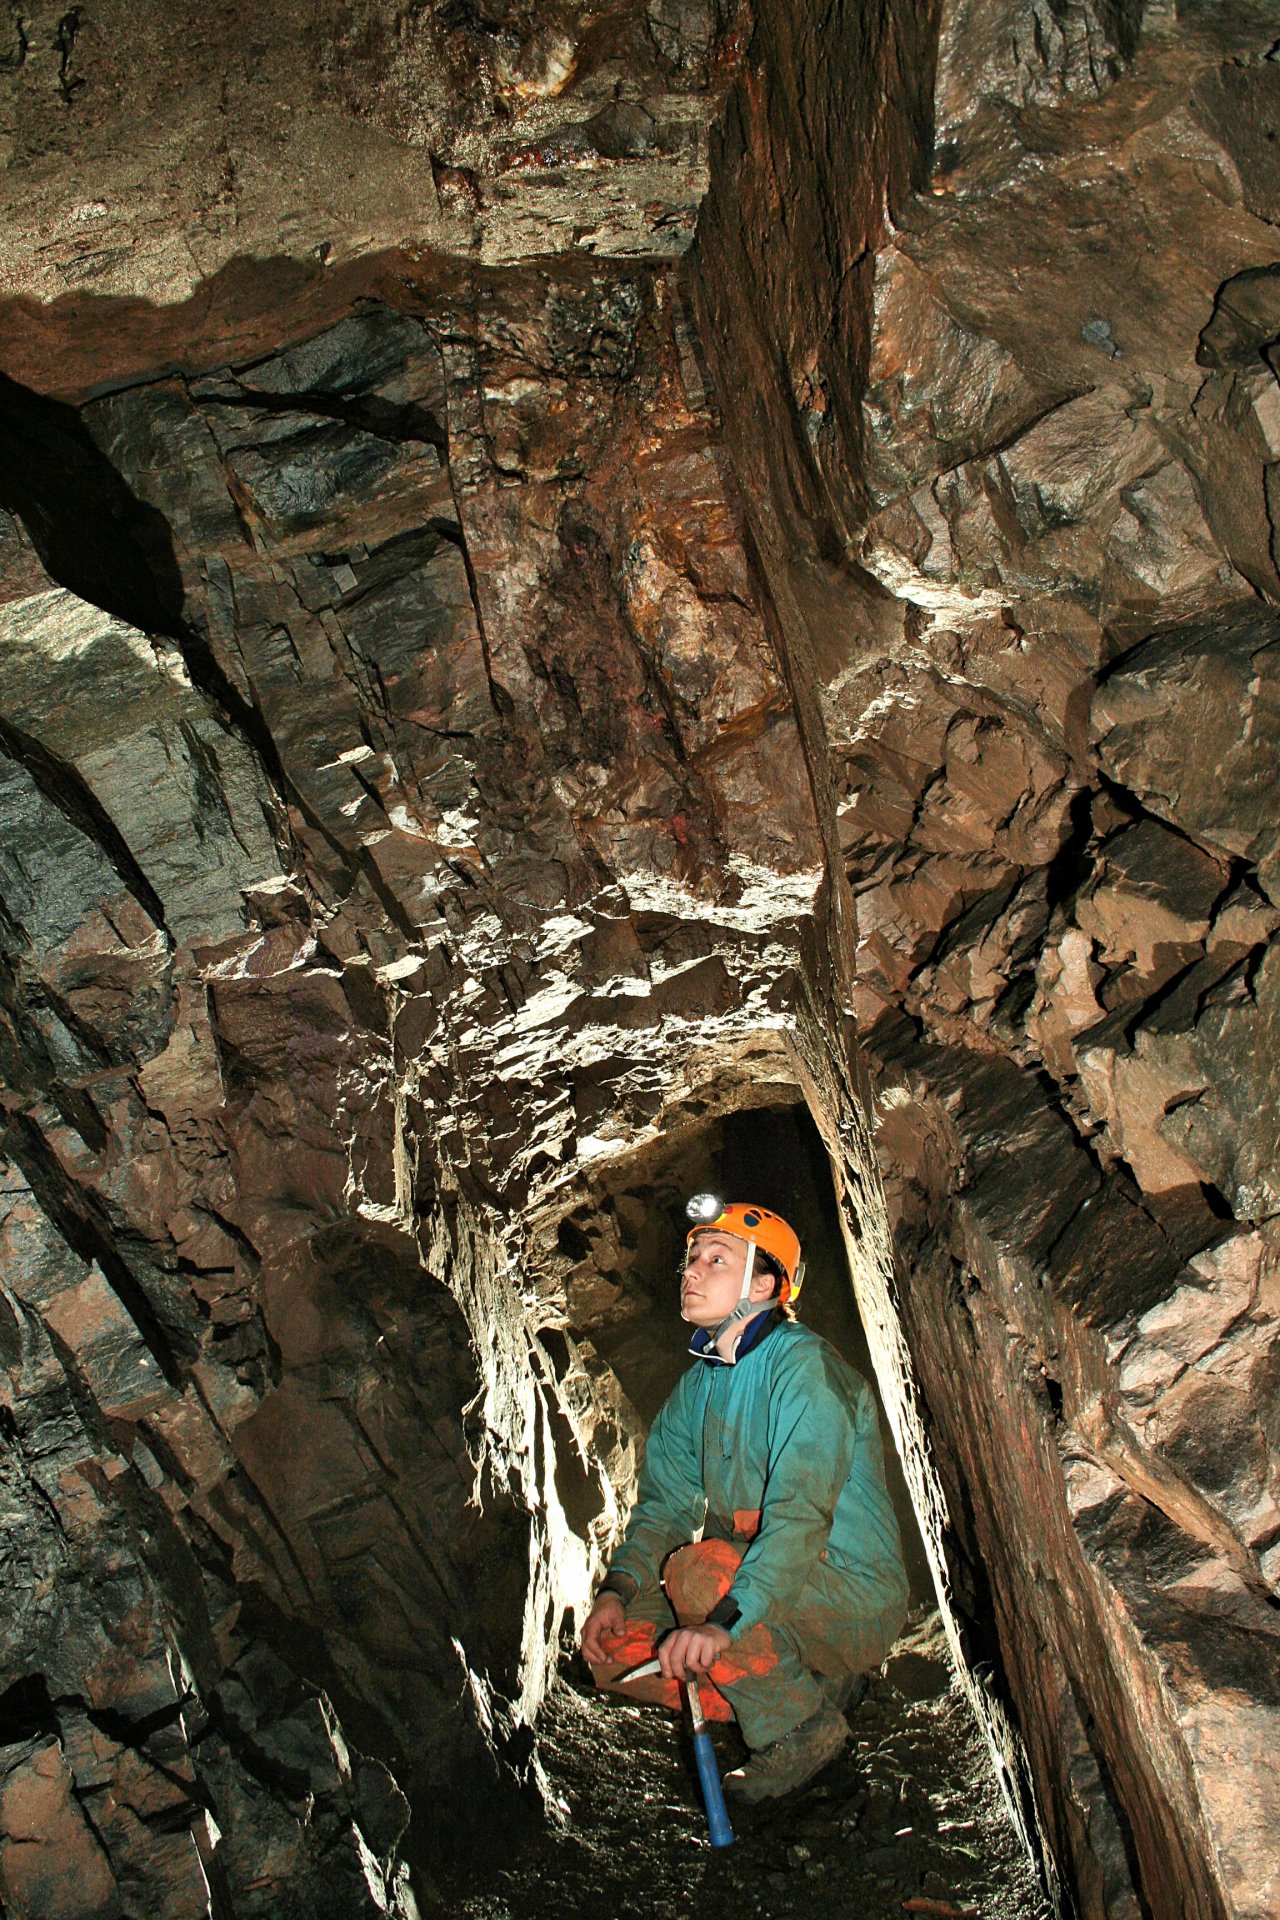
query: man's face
[{"left": 680, "top": 1231, "right": 751, "bottom": 1327}]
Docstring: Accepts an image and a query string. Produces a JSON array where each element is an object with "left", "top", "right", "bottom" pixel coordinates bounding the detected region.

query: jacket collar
[{"left": 688, "top": 1306, "right": 784, "bottom": 1367}]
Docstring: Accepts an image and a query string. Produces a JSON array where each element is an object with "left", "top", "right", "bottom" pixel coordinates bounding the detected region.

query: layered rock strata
[
  {"left": 0, "top": 260, "right": 828, "bottom": 1914},
  {"left": 695, "top": 2, "right": 1280, "bottom": 1915},
  {"left": 0, "top": 1, "right": 1278, "bottom": 1918},
  {"left": 0, "top": 0, "right": 746, "bottom": 395}
]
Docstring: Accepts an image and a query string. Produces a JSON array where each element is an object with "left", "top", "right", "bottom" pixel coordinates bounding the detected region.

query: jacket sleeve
[
  {"left": 607, "top": 1376, "right": 707, "bottom": 1598},
  {"left": 721, "top": 1345, "right": 867, "bottom": 1637}
]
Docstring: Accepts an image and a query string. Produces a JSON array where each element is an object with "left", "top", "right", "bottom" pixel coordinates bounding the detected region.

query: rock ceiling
[
  {"left": 1, "top": 2, "right": 1278, "bottom": 1918},
  {"left": 0, "top": 0, "right": 734, "bottom": 395}
]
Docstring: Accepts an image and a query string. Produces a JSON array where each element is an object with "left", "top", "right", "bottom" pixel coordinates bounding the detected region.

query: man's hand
[
  {"left": 656, "top": 1623, "right": 732, "bottom": 1682},
  {"left": 581, "top": 1590, "right": 627, "bottom": 1665}
]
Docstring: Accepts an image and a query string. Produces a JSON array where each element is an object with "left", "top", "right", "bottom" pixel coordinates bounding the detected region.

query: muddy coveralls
[{"left": 590, "top": 1312, "right": 908, "bottom": 1749}]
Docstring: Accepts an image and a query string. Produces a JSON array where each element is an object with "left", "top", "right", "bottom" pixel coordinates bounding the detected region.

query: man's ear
[{"left": 748, "top": 1265, "right": 778, "bottom": 1304}]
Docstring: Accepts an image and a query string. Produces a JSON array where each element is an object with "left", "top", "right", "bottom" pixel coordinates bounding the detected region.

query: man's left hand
[{"left": 656, "top": 1623, "right": 732, "bottom": 1682}]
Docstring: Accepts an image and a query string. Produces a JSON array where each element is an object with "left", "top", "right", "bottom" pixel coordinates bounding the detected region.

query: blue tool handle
[{"left": 692, "top": 1728, "right": 735, "bottom": 1848}]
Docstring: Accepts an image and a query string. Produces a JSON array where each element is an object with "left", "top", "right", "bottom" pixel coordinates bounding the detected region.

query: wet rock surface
[
  {"left": 450, "top": 1614, "right": 1047, "bottom": 1920},
  {"left": 692, "top": 1, "right": 1280, "bottom": 1913},
  {"left": 0, "top": 258, "right": 835, "bottom": 1916},
  {"left": 1, "top": 0, "right": 1279, "bottom": 1915}
]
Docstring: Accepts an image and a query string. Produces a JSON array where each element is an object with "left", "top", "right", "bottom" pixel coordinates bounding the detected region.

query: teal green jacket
[{"left": 610, "top": 1318, "right": 907, "bottom": 1639}]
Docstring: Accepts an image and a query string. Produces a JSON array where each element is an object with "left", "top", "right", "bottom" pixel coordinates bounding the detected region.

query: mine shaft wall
[
  {"left": 1, "top": 2, "right": 1278, "bottom": 1916},
  {"left": 690, "top": 3, "right": 1280, "bottom": 1918},
  {"left": 0, "top": 250, "right": 839, "bottom": 1916}
]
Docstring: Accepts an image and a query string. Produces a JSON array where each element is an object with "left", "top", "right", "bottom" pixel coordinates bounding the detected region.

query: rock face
[
  {"left": 1, "top": 2, "right": 1278, "bottom": 1918},
  {"left": 0, "top": 0, "right": 744, "bottom": 395},
  {"left": 1, "top": 251, "right": 827, "bottom": 1913},
  {"left": 694, "top": 2, "right": 1280, "bottom": 1916}
]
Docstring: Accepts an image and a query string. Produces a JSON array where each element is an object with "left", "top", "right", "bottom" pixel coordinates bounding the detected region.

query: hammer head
[{"left": 617, "top": 1656, "right": 663, "bottom": 1683}]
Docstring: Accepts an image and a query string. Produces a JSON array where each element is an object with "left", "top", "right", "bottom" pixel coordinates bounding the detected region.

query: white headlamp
[{"left": 685, "top": 1192, "right": 723, "bottom": 1224}]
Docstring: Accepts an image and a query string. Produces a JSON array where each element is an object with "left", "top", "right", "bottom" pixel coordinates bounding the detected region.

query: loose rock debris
[{"left": 451, "top": 1613, "right": 1050, "bottom": 1920}]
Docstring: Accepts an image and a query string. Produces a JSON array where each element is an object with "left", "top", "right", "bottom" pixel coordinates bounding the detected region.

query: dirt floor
[{"left": 450, "top": 1610, "right": 1052, "bottom": 1920}]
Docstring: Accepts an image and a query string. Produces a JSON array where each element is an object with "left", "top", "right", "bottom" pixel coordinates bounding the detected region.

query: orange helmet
[{"left": 685, "top": 1195, "right": 805, "bottom": 1310}]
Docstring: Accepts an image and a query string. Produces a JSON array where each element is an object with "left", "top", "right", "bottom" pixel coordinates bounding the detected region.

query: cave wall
[
  {"left": 692, "top": 2, "right": 1280, "bottom": 1917},
  {"left": 0, "top": 236, "right": 831, "bottom": 1911},
  {"left": 0, "top": 0, "right": 745, "bottom": 393},
  {"left": 0, "top": 2, "right": 1278, "bottom": 1918}
]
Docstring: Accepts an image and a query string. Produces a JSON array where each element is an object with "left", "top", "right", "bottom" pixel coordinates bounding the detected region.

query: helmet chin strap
[{"left": 709, "top": 1239, "right": 765, "bottom": 1356}]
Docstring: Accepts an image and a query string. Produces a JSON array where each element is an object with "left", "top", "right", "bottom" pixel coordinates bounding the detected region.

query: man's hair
[{"left": 755, "top": 1249, "right": 786, "bottom": 1291}]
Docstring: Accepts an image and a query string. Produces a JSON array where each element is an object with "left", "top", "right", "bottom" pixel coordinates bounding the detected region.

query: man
[{"left": 581, "top": 1196, "right": 909, "bottom": 1801}]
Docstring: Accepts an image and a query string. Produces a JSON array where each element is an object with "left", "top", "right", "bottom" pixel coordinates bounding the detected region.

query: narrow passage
[{"left": 451, "top": 1609, "right": 1049, "bottom": 1920}]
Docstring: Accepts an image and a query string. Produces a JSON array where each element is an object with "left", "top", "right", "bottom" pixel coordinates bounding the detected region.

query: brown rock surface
[
  {"left": 1, "top": 0, "right": 1279, "bottom": 1916},
  {"left": 692, "top": 0, "right": 1280, "bottom": 1915},
  {"left": 0, "top": 0, "right": 742, "bottom": 395},
  {"left": 1, "top": 248, "right": 827, "bottom": 1911}
]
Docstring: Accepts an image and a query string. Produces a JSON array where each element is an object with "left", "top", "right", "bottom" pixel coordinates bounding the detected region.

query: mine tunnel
[
  {"left": 2, "top": 1, "right": 1279, "bottom": 1918},
  {"left": 441, "top": 1091, "right": 1039, "bottom": 1920},
  {"left": 546, "top": 1097, "right": 930, "bottom": 1583},
  {"left": 554, "top": 1104, "right": 893, "bottom": 1415}
]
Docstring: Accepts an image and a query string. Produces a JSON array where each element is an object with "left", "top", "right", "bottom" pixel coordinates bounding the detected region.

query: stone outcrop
[
  {"left": 1, "top": 2, "right": 1278, "bottom": 1918},
  {"left": 0, "top": 0, "right": 745, "bottom": 395},
  {"left": 1, "top": 248, "right": 829, "bottom": 1913},
  {"left": 693, "top": 2, "right": 1280, "bottom": 1915}
]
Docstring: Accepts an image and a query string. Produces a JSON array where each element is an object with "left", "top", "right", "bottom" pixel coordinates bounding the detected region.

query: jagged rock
[
  {"left": 934, "top": 0, "right": 1139, "bottom": 135},
  {"left": 692, "top": 2, "right": 1280, "bottom": 1914},
  {"left": 1073, "top": 818, "right": 1229, "bottom": 999},
  {"left": 1093, "top": 606, "right": 1280, "bottom": 904},
  {"left": 0, "top": 587, "right": 282, "bottom": 946},
  {"left": 860, "top": 251, "right": 1067, "bottom": 506},
  {"left": 0, "top": 249, "right": 828, "bottom": 1914},
  {"left": 872, "top": 1032, "right": 1280, "bottom": 1920},
  {"left": 2, "top": 2, "right": 1279, "bottom": 1918},
  {"left": 1078, "top": 939, "right": 1280, "bottom": 1220}
]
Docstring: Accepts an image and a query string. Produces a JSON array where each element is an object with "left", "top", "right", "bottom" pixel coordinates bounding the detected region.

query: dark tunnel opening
[
  {"left": 449, "top": 1096, "right": 1054, "bottom": 1919},
  {"left": 555, "top": 1098, "right": 932, "bottom": 1604}
]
